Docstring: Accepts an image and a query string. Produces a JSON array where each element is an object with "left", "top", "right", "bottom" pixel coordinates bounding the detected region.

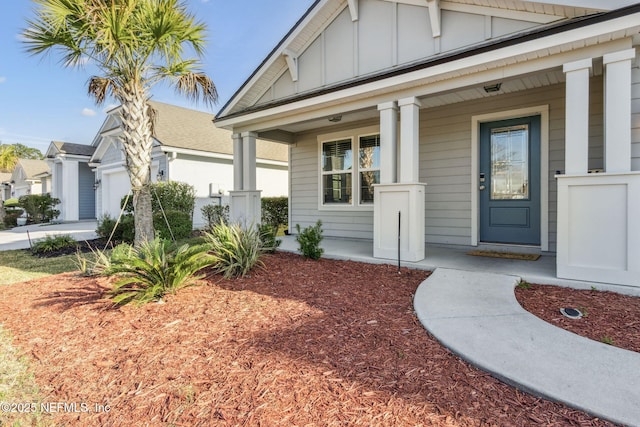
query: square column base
[
  {"left": 373, "top": 183, "right": 426, "bottom": 262},
  {"left": 229, "top": 190, "right": 262, "bottom": 226},
  {"left": 557, "top": 173, "right": 640, "bottom": 287}
]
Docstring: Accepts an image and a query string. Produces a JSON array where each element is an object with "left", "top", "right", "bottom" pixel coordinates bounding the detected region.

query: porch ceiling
[{"left": 260, "top": 67, "right": 571, "bottom": 136}]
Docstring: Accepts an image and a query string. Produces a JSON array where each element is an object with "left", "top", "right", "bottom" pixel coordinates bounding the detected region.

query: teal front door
[{"left": 480, "top": 116, "right": 541, "bottom": 245}]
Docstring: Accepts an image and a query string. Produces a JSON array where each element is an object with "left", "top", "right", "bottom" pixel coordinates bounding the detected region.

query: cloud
[
  {"left": 81, "top": 108, "right": 97, "bottom": 116},
  {"left": 0, "top": 77, "right": 6, "bottom": 84}
]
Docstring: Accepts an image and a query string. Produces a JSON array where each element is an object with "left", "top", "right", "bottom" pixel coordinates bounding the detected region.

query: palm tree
[
  {"left": 0, "top": 143, "right": 44, "bottom": 172},
  {"left": 23, "top": 0, "right": 217, "bottom": 246}
]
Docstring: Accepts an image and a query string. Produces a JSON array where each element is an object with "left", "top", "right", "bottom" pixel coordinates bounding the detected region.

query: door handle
[{"left": 479, "top": 185, "right": 486, "bottom": 191}]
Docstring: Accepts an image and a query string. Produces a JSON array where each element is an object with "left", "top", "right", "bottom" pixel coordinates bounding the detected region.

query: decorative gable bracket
[
  {"left": 347, "top": 0, "right": 358, "bottom": 21},
  {"left": 282, "top": 49, "right": 298, "bottom": 82},
  {"left": 380, "top": 0, "right": 440, "bottom": 38}
]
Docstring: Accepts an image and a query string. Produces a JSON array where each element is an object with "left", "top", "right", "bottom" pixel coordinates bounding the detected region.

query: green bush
[
  {"left": 259, "top": 224, "right": 281, "bottom": 254},
  {"left": 3, "top": 198, "right": 20, "bottom": 208},
  {"left": 204, "top": 222, "right": 264, "bottom": 278},
  {"left": 121, "top": 181, "right": 196, "bottom": 215},
  {"left": 295, "top": 220, "right": 324, "bottom": 260},
  {"left": 261, "top": 197, "right": 288, "bottom": 229},
  {"left": 96, "top": 214, "right": 135, "bottom": 243},
  {"left": 108, "top": 238, "right": 213, "bottom": 306},
  {"left": 201, "top": 204, "right": 229, "bottom": 230},
  {"left": 3, "top": 209, "right": 24, "bottom": 227},
  {"left": 154, "top": 210, "right": 192, "bottom": 241},
  {"left": 75, "top": 245, "right": 112, "bottom": 277},
  {"left": 18, "top": 194, "right": 60, "bottom": 223},
  {"left": 31, "top": 234, "right": 77, "bottom": 255}
]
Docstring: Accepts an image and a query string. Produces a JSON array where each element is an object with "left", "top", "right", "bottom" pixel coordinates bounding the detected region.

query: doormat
[{"left": 467, "top": 250, "right": 541, "bottom": 261}]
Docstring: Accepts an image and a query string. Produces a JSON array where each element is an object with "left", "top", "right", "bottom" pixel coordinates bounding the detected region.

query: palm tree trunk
[{"left": 119, "top": 86, "right": 155, "bottom": 246}]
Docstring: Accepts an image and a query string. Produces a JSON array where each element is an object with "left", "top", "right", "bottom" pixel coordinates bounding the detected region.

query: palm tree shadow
[{"left": 33, "top": 279, "right": 116, "bottom": 312}]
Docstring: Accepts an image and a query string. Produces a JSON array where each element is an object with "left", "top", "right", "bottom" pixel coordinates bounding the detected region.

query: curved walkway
[{"left": 414, "top": 268, "right": 640, "bottom": 427}]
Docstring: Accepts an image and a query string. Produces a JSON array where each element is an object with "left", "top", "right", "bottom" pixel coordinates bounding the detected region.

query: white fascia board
[
  {"left": 531, "top": 0, "right": 636, "bottom": 10},
  {"left": 440, "top": 1, "right": 565, "bottom": 24},
  {"left": 216, "top": 12, "right": 640, "bottom": 130},
  {"left": 347, "top": 0, "right": 358, "bottom": 20},
  {"left": 218, "top": 0, "right": 333, "bottom": 118}
]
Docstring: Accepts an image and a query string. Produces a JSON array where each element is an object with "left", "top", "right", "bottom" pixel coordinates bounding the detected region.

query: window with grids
[
  {"left": 321, "top": 134, "right": 380, "bottom": 206},
  {"left": 322, "top": 139, "right": 353, "bottom": 204}
]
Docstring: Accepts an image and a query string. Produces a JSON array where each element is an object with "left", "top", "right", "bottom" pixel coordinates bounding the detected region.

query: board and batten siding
[{"left": 291, "top": 81, "right": 607, "bottom": 252}]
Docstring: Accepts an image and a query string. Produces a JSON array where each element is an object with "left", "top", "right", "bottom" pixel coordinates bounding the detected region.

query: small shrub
[
  {"left": 204, "top": 222, "right": 264, "bottom": 278},
  {"left": 517, "top": 280, "right": 531, "bottom": 290},
  {"left": 295, "top": 220, "right": 324, "bottom": 260},
  {"left": 201, "top": 204, "right": 229, "bottom": 229},
  {"left": 96, "top": 214, "right": 134, "bottom": 243},
  {"left": 261, "top": 197, "right": 288, "bottom": 229},
  {"left": 601, "top": 336, "right": 614, "bottom": 346},
  {"left": 108, "top": 238, "right": 213, "bottom": 306},
  {"left": 154, "top": 210, "right": 193, "bottom": 241},
  {"left": 31, "top": 234, "right": 77, "bottom": 255},
  {"left": 75, "top": 245, "right": 112, "bottom": 277},
  {"left": 3, "top": 209, "right": 24, "bottom": 227},
  {"left": 18, "top": 194, "right": 60, "bottom": 223},
  {"left": 259, "top": 224, "right": 281, "bottom": 254}
]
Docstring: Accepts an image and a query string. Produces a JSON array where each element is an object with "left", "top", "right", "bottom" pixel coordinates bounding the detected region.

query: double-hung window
[{"left": 320, "top": 127, "right": 380, "bottom": 208}]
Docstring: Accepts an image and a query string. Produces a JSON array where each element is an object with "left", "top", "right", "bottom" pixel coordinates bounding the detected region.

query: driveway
[{"left": 0, "top": 220, "right": 98, "bottom": 251}]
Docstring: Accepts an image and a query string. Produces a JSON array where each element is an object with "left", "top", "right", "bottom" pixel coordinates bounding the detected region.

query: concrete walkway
[
  {"left": 279, "top": 236, "right": 640, "bottom": 425},
  {"left": 0, "top": 220, "right": 98, "bottom": 251},
  {"left": 414, "top": 268, "right": 640, "bottom": 427}
]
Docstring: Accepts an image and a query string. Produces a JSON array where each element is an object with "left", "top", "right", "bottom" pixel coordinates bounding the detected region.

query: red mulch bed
[
  {"left": 515, "top": 283, "right": 640, "bottom": 354},
  {"left": 0, "top": 252, "right": 620, "bottom": 426}
]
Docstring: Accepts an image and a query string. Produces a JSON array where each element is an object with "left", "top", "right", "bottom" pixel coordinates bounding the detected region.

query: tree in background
[
  {"left": 0, "top": 143, "right": 44, "bottom": 172},
  {"left": 23, "top": 0, "right": 217, "bottom": 246}
]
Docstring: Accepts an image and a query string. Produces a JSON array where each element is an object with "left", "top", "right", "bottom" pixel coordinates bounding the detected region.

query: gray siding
[
  {"left": 78, "top": 162, "right": 96, "bottom": 219},
  {"left": 102, "top": 142, "right": 122, "bottom": 165}
]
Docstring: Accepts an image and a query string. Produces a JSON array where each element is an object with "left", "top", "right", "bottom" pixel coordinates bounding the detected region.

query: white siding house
[
  {"left": 9, "top": 159, "right": 50, "bottom": 198},
  {"left": 215, "top": 0, "right": 640, "bottom": 287},
  {"left": 90, "top": 101, "right": 288, "bottom": 228}
]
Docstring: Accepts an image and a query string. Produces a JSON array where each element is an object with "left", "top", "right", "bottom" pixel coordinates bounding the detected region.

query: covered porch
[{"left": 216, "top": 5, "right": 640, "bottom": 288}]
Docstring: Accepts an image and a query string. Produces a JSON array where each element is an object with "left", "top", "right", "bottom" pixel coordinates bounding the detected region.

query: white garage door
[{"left": 103, "top": 170, "right": 131, "bottom": 218}]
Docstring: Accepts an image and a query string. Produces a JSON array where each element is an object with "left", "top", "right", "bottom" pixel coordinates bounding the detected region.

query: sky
[{"left": 0, "top": 0, "right": 316, "bottom": 154}]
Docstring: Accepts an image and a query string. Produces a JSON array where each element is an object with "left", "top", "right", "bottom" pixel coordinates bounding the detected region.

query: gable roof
[
  {"left": 13, "top": 159, "right": 50, "bottom": 180},
  {"left": 216, "top": 0, "right": 639, "bottom": 124},
  {"left": 47, "top": 141, "right": 96, "bottom": 158},
  {"left": 91, "top": 101, "right": 288, "bottom": 163}
]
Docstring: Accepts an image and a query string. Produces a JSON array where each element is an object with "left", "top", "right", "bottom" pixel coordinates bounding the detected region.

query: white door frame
[{"left": 471, "top": 105, "right": 549, "bottom": 251}]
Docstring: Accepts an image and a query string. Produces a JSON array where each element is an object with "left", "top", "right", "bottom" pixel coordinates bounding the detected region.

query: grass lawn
[{"left": 0, "top": 250, "right": 78, "bottom": 285}]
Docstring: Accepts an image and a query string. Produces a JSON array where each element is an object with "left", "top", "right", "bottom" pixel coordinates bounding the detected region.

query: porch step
[{"left": 414, "top": 268, "right": 640, "bottom": 427}]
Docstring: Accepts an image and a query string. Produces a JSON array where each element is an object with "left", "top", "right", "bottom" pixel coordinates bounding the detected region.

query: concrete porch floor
[{"left": 278, "top": 235, "right": 640, "bottom": 296}]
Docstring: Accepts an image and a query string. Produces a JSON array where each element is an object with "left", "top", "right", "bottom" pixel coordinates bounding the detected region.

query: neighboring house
[
  {"left": 90, "top": 100, "right": 288, "bottom": 228},
  {"left": 46, "top": 141, "right": 97, "bottom": 221},
  {"left": 215, "top": 1, "right": 640, "bottom": 287},
  {"left": 0, "top": 172, "right": 11, "bottom": 201},
  {"left": 10, "top": 159, "right": 50, "bottom": 198}
]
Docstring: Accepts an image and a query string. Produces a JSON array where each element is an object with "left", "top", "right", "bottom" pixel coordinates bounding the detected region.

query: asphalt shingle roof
[{"left": 51, "top": 141, "right": 96, "bottom": 157}]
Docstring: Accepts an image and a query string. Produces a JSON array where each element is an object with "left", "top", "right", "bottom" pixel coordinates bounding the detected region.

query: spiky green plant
[
  {"left": 31, "top": 234, "right": 77, "bottom": 255},
  {"left": 204, "top": 222, "right": 264, "bottom": 279},
  {"left": 108, "top": 238, "right": 213, "bottom": 305}
]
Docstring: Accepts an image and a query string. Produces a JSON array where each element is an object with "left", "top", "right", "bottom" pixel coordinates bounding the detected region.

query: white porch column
[
  {"left": 398, "top": 97, "right": 422, "bottom": 183},
  {"left": 563, "top": 58, "right": 592, "bottom": 175},
  {"left": 241, "top": 131, "right": 257, "bottom": 190},
  {"left": 374, "top": 96, "right": 426, "bottom": 262},
  {"left": 62, "top": 160, "right": 79, "bottom": 221},
  {"left": 232, "top": 133, "right": 243, "bottom": 191},
  {"left": 377, "top": 101, "right": 398, "bottom": 184},
  {"left": 603, "top": 49, "right": 636, "bottom": 173},
  {"left": 229, "top": 131, "right": 261, "bottom": 225}
]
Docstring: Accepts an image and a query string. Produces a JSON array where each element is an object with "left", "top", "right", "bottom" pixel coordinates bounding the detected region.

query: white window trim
[{"left": 317, "top": 125, "right": 380, "bottom": 211}]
